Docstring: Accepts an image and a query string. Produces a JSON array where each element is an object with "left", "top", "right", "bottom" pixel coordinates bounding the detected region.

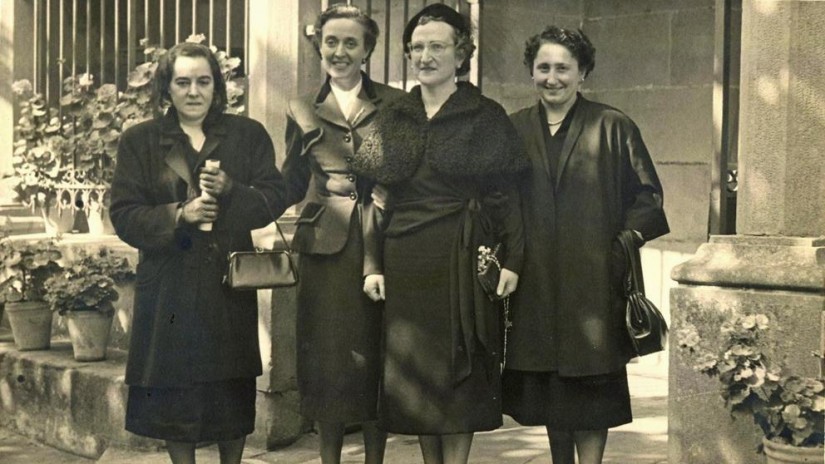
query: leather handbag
[
  {"left": 223, "top": 190, "right": 298, "bottom": 290},
  {"left": 618, "top": 230, "right": 668, "bottom": 357}
]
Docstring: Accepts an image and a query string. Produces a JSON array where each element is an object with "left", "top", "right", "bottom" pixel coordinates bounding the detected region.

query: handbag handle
[
  {"left": 619, "top": 229, "right": 653, "bottom": 338},
  {"left": 618, "top": 230, "right": 644, "bottom": 296},
  {"left": 250, "top": 187, "right": 294, "bottom": 253}
]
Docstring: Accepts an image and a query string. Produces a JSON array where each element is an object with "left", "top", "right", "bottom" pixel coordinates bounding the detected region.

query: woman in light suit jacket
[
  {"left": 280, "top": 5, "right": 405, "bottom": 464},
  {"left": 503, "top": 26, "right": 669, "bottom": 464}
]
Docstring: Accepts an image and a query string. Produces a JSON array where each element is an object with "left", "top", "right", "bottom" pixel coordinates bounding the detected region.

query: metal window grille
[
  {"left": 334, "top": 0, "right": 481, "bottom": 89},
  {"left": 27, "top": 0, "right": 248, "bottom": 111}
]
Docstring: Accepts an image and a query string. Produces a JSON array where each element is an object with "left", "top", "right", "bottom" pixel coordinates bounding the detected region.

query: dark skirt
[
  {"left": 380, "top": 214, "right": 501, "bottom": 435},
  {"left": 296, "top": 216, "right": 383, "bottom": 423},
  {"left": 125, "top": 377, "right": 256, "bottom": 442},
  {"left": 502, "top": 368, "right": 632, "bottom": 430}
]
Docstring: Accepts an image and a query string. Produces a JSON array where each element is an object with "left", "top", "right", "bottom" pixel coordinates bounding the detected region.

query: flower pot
[
  {"left": 5, "top": 301, "right": 53, "bottom": 350},
  {"left": 763, "top": 437, "right": 824, "bottom": 464},
  {"left": 36, "top": 201, "right": 76, "bottom": 235},
  {"left": 64, "top": 307, "right": 113, "bottom": 361}
]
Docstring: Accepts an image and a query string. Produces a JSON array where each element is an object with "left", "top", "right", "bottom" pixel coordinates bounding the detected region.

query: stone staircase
[
  {"left": 0, "top": 201, "right": 46, "bottom": 236},
  {"left": 0, "top": 338, "right": 164, "bottom": 459}
]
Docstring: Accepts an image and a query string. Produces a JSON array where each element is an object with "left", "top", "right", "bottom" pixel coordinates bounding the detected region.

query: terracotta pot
[
  {"left": 763, "top": 437, "right": 824, "bottom": 464},
  {"left": 64, "top": 307, "right": 113, "bottom": 361},
  {"left": 5, "top": 300, "right": 53, "bottom": 351}
]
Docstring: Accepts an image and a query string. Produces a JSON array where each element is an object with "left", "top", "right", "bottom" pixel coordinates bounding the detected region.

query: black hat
[{"left": 402, "top": 4, "right": 470, "bottom": 54}]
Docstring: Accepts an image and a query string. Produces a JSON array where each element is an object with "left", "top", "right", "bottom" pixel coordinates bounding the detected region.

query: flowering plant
[
  {"left": 0, "top": 239, "right": 64, "bottom": 303},
  {"left": 678, "top": 313, "right": 825, "bottom": 449},
  {"left": 44, "top": 246, "right": 134, "bottom": 315},
  {"left": 11, "top": 34, "right": 245, "bottom": 211}
]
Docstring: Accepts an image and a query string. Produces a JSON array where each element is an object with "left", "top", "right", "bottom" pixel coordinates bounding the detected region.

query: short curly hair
[
  {"left": 402, "top": 4, "right": 476, "bottom": 77},
  {"left": 523, "top": 26, "right": 596, "bottom": 78},
  {"left": 154, "top": 42, "right": 228, "bottom": 114},
  {"left": 310, "top": 4, "right": 380, "bottom": 60}
]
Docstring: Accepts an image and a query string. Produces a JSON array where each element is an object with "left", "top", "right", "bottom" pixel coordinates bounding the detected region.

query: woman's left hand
[
  {"left": 199, "top": 166, "right": 234, "bottom": 197},
  {"left": 497, "top": 268, "right": 519, "bottom": 298}
]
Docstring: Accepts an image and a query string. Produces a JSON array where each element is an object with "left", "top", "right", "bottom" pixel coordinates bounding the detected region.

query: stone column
[
  {"left": 0, "top": 1, "right": 17, "bottom": 177},
  {"left": 668, "top": 1, "right": 825, "bottom": 463},
  {"left": 246, "top": 0, "right": 320, "bottom": 449}
]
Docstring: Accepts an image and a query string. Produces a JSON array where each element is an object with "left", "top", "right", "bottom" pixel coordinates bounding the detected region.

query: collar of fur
[{"left": 352, "top": 82, "right": 528, "bottom": 184}]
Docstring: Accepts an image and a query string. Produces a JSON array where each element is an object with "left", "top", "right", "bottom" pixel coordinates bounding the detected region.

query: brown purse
[{"left": 223, "top": 190, "right": 298, "bottom": 290}]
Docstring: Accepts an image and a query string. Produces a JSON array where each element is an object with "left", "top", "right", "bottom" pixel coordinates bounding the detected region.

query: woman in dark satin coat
[
  {"left": 110, "top": 42, "right": 286, "bottom": 464},
  {"left": 503, "top": 26, "right": 669, "bottom": 464},
  {"left": 281, "top": 5, "right": 404, "bottom": 464}
]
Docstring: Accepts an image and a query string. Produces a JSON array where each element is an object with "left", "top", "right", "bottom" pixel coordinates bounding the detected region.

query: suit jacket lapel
[
  {"left": 350, "top": 90, "right": 379, "bottom": 128},
  {"left": 160, "top": 110, "right": 228, "bottom": 191},
  {"left": 195, "top": 121, "right": 227, "bottom": 168},
  {"left": 555, "top": 98, "right": 586, "bottom": 191},
  {"left": 315, "top": 91, "right": 350, "bottom": 129},
  {"left": 160, "top": 113, "right": 195, "bottom": 189},
  {"left": 527, "top": 103, "right": 552, "bottom": 181}
]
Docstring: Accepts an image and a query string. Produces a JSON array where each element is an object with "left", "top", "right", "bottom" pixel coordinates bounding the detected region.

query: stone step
[
  {"left": 0, "top": 337, "right": 164, "bottom": 459},
  {"left": 0, "top": 214, "right": 47, "bottom": 235},
  {"left": 0, "top": 201, "right": 47, "bottom": 235},
  {"left": 0, "top": 202, "right": 38, "bottom": 217}
]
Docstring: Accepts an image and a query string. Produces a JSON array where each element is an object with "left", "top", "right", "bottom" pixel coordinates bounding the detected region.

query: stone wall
[
  {"left": 482, "top": 0, "right": 721, "bottom": 254},
  {"left": 668, "top": 1, "right": 825, "bottom": 462}
]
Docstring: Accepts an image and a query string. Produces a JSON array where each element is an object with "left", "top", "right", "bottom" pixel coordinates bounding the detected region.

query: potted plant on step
[
  {"left": 0, "top": 238, "right": 64, "bottom": 350},
  {"left": 678, "top": 313, "right": 825, "bottom": 464},
  {"left": 45, "top": 246, "right": 134, "bottom": 361}
]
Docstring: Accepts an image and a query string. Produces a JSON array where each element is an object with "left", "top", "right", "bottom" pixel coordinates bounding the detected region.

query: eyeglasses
[{"left": 407, "top": 41, "right": 454, "bottom": 57}]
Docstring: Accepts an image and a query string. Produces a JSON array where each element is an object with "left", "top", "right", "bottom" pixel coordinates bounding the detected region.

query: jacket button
[
  {"left": 343, "top": 133, "right": 352, "bottom": 143},
  {"left": 349, "top": 192, "right": 358, "bottom": 200},
  {"left": 347, "top": 174, "right": 356, "bottom": 182}
]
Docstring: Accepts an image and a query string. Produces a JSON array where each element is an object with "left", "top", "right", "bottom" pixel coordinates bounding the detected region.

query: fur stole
[{"left": 352, "top": 82, "right": 528, "bottom": 184}]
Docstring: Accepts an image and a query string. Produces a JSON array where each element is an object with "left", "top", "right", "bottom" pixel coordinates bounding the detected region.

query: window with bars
[{"left": 24, "top": 0, "right": 248, "bottom": 109}]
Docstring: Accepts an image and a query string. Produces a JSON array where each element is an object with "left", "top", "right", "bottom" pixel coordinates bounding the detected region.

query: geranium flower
[
  {"left": 186, "top": 33, "right": 207, "bottom": 44},
  {"left": 12, "top": 79, "right": 33, "bottom": 96}
]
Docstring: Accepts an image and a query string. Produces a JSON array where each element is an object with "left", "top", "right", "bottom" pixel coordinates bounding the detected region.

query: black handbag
[
  {"left": 618, "top": 230, "right": 668, "bottom": 357},
  {"left": 477, "top": 243, "right": 504, "bottom": 302},
  {"left": 477, "top": 243, "right": 512, "bottom": 371},
  {"left": 223, "top": 190, "right": 298, "bottom": 290}
]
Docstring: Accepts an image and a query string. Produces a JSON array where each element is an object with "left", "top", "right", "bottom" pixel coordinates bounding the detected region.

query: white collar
[{"left": 330, "top": 79, "right": 363, "bottom": 121}]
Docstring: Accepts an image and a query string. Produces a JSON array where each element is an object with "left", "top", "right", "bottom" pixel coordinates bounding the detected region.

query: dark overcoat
[
  {"left": 110, "top": 110, "right": 286, "bottom": 387},
  {"left": 508, "top": 96, "right": 669, "bottom": 377},
  {"left": 352, "top": 84, "right": 529, "bottom": 432},
  {"left": 282, "top": 74, "right": 405, "bottom": 253}
]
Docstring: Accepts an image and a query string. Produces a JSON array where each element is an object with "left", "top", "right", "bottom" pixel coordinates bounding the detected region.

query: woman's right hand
[
  {"left": 363, "top": 274, "right": 385, "bottom": 302},
  {"left": 180, "top": 195, "right": 219, "bottom": 224}
]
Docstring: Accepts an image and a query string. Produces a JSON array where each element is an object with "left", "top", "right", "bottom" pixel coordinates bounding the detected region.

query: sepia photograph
[{"left": 0, "top": 1, "right": 822, "bottom": 463}]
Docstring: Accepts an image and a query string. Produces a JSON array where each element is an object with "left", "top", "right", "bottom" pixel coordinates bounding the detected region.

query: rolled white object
[{"left": 198, "top": 159, "right": 221, "bottom": 232}]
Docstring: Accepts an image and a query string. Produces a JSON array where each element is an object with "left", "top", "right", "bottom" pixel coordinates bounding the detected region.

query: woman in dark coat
[
  {"left": 110, "top": 42, "right": 286, "bottom": 464},
  {"left": 503, "top": 26, "right": 669, "bottom": 464},
  {"left": 353, "top": 5, "right": 528, "bottom": 464},
  {"left": 281, "top": 5, "right": 404, "bottom": 464}
]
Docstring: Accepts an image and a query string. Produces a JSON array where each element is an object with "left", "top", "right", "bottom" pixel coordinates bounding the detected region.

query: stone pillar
[
  {"left": 668, "top": 1, "right": 825, "bottom": 463},
  {"left": 0, "top": 0, "right": 17, "bottom": 177},
  {"left": 246, "top": 0, "right": 320, "bottom": 449}
]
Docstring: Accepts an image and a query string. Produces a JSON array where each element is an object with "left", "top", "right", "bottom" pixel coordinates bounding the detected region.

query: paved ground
[{"left": 0, "top": 357, "right": 668, "bottom": 463}]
